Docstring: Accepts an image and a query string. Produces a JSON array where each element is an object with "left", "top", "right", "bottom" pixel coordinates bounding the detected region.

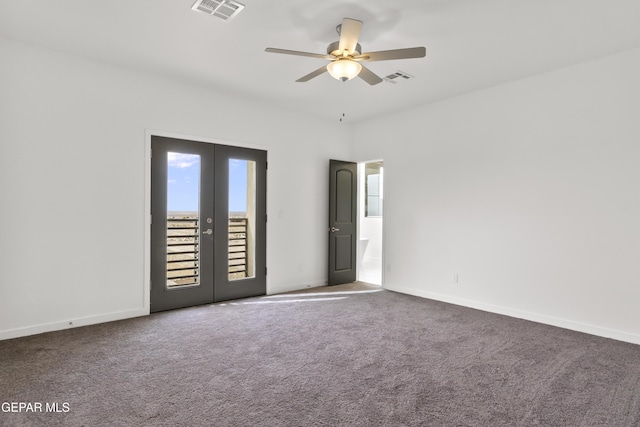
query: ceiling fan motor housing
[{"left": 327, "top": 41, "right": 362, "bottom": 57}]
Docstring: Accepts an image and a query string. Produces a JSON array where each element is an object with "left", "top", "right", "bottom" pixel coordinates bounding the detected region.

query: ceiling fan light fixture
[
  {"left": 327, "top": 59, "right": 362, "bottom": 82},
  {"left": 265, "top": 18, "right": 425, "bottom": 86}
]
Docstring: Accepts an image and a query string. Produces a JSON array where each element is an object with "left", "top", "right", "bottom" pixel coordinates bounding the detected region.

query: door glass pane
[
  {"left": 228, "top": 159, "right": 256, "bottom": 281},
  {"left": 166, "top": 152, "right": 201, "bottom": 288}
]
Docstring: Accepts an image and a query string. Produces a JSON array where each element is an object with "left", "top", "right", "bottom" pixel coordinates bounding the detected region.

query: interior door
[
  {"left": 150, "top": 136, "right": 267, "bottom": 312},
  {"left": 328, "top": 159, "right": 358, "bottom": 285}
]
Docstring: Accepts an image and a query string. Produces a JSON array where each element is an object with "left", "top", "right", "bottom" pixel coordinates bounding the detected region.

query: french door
[{"left": 150, "top": 136, "right": 266, "bottom": 312}]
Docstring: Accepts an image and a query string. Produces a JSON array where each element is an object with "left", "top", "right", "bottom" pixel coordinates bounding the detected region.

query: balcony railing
[
  {"left": 166, "top": 217, "right": 199, "bottom": 288},
  {"left": 228, "top": 218, "right": 248, "bottom": 280},
  {"left": 166, "top": 216, "right": 248, "bottom": 288}
]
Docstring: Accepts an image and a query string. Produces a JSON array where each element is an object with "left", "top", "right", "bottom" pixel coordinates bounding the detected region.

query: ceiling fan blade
[
  {"left": 296, "top": 65, "right": 328, "bottom": 82},
  {"left": 338, "top": 18, "right": 363, "bottom": 55},
  {"left": 355, "top": 47, "right": 426, "bottom": 62},
  {"left": 265, "top": 48, "right": 334, "bottom": 60},
  {"left": 357, "top": 65, "right": 383, "bottom": 86}
]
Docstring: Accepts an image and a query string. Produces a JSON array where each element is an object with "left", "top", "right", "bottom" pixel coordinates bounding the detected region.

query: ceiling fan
[{"left": 265, "top": 18, "right": 426, "bottom": 85}]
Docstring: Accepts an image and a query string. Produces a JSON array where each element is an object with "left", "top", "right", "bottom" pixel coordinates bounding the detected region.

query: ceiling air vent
[
  {"left": 384, "top": 71, "right": 414, "bottom": 84},
  {"left": 191, "top": 0, "right": 245, "bottom": 22}
]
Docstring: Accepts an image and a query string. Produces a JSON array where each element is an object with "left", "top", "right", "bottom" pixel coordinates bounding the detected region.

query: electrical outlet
[{"left": 453, "top": 274, "right": 459, "bottom": 284}]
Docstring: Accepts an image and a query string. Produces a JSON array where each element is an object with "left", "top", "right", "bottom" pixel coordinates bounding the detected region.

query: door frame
[
  {"left": 356, "top": 159, "right": 385, "bottom": 287},
  {"left": 143, "top": 129, "right": 269, "bottom": 314}
]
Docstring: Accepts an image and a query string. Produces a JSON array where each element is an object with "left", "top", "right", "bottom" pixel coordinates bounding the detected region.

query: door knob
[
  {"left": 202, "top": 228, "right": 213, "bottom": 235},
  {"left": 330, "top": 227, "right": 340, "bottom": 232}
]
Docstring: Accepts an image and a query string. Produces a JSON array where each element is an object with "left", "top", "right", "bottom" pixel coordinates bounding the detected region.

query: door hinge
[
  {"left": 150, "top": 214, "right": 152, "bottom": 225},
  {"left": 265, "top": 267, "right": 267, "bottom": 276},
  {"left": 265, "top": 161, "right": 268, "bottom": 170}
]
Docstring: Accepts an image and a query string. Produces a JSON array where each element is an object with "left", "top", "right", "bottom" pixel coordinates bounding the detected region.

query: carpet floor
[{"left": 1, "top": 283, "right": 639, "bottom": 426}]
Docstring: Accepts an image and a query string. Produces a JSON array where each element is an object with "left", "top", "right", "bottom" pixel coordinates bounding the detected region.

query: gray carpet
[{"left": 1, "top": 284, "right": 639, "bottom": 426}]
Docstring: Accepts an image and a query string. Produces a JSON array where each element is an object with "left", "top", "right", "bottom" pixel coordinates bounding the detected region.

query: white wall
[
  {"left": 353, "top": 48, "right": 640, "bottom": 344},
  {"left": 0, "top": 38, "right": 351, "bottom": 339}
]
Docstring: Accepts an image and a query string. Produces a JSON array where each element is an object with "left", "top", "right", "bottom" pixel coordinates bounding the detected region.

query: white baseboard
[
  {"left": 0, "top": 308, "right": 149, "bottom": 341},
  {"left": 385, "top": 284, "right": 640, "bottom": 346},
  {"left": 267, "top": 281, "right": 327, "bottom": 295},
  {"left": 1, "top": 280, "right": 327, "bottom": 340}
]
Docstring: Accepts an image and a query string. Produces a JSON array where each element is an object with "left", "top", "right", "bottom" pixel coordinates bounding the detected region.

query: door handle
[
  {"left": 329, "top": 227, "right": 340, "bottom": 232},
  {"left": 202, "top": 228, "right": 213, "bottom": 235}
]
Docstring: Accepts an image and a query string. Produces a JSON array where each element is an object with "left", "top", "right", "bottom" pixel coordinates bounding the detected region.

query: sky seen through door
[{"left": 167, "top": 152, "right": 247, "bottom": 213}]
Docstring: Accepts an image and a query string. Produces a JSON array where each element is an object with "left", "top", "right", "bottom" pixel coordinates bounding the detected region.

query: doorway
[
  {"left": 358, "top": 161, "right": 383, "bottom": 285},
  {"left": 150, "top": 136, "right": 267, "bottom": 312}
]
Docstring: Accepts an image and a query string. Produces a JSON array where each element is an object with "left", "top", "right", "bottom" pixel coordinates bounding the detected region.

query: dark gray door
[
  {"left": 150, "top": 136, "right": 267, "bottom": 312},
  {"left": 328, "top": 159, "right": 357, "bottom": 285},
  {"left": 151, "top": 137, "right": 215, "bottom": 312},
  {"left": 213, "top": 144, "right": 267, "bottom": 301}
]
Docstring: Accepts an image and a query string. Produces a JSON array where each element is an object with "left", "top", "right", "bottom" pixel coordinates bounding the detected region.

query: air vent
[
  {"left": 191, "top": 0, "right": 245, "bottom": 22},
  {"left": 384, "top": 71, "right": 414, "bottom": 84}
]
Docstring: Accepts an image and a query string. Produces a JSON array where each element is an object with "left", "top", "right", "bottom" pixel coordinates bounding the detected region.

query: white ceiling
[{"left": 2, "top": 0, "right": 640, "bottom": 122}]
